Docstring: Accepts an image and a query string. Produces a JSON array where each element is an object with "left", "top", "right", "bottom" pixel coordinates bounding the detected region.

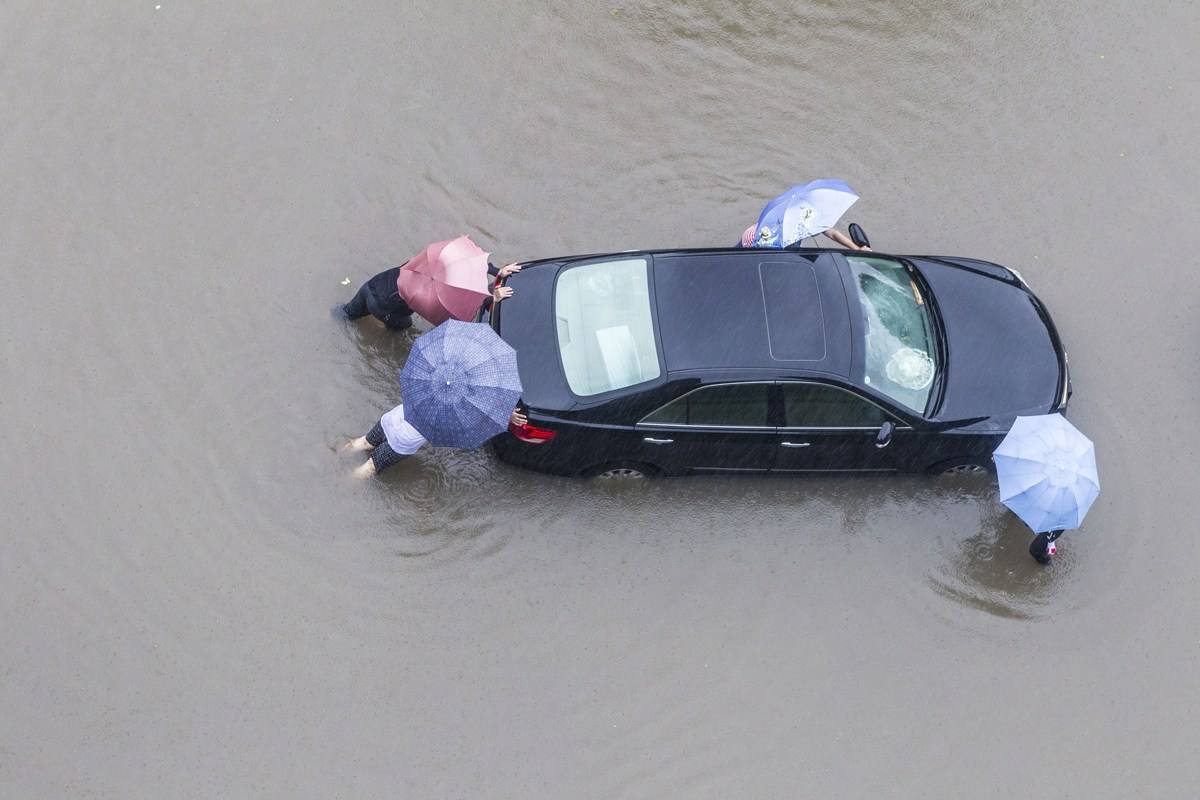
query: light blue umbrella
[
  {"left": 993, "top": 414, "right": 1100, "bottom": 532},
  {"left": 754, "top": 179, "right": 860, "bottom": 248},
  {"left": 399, "top": 319, "right": 522, "bottom": 449}
]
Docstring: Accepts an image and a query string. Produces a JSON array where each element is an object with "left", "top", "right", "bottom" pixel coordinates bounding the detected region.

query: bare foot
[
  {"left": 342, "top": 436, "right": 373, "bottom": 453},
  {"left": 353, "top": 459, "right": 377, "bottom": 479}
]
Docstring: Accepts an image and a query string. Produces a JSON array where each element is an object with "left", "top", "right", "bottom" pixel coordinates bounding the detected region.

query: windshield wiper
[{"left": 909, "top": 279, "right": 924, "bottom": 306}]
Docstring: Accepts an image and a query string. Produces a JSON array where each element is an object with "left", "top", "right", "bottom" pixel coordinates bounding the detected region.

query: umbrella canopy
[
  {"left": 993, "top": 414, "right": 1100, "bottom": 532},
  {"left": 397, "top": 235, "right": 492, "bottom": 324},
  {"left": 399, "top": 319, "right": 522, "bottom": 449},
  {"left": 754, "top": 179, "right": 860, "bottom": 248}
]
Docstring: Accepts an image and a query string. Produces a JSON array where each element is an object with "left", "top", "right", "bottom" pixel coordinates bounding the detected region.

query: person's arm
[
  {"left": 477, "top": 284, "right": 514, "bottom": 315},
  {"left": 488, "top": 262, "right": 522, "bottom": 277},
  {"left": 823, "top": 228, "right": 860, "bottom": 249},
  {"left": 478, "top": 263, "right": 520, "bottom": 314}
]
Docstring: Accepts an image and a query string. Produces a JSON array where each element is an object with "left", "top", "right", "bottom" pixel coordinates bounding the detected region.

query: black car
[{"left": 483, "top": 247, "right": 1070, "bottom": 478}]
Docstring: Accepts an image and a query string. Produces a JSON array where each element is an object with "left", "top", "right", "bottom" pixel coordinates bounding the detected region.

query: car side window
[
  {"left": 782, "top": 382, "right": 889, "bottom": 428},
  {"left": 641, "top": 383, "right": 770, "bottom": 427}
]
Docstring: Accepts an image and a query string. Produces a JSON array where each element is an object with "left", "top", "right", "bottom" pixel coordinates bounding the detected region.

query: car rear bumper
[{"left": 491, "top": 432, "right": 585, "bottom": 476}]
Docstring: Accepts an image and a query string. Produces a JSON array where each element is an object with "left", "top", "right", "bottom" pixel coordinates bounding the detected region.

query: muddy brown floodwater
[{"left": 2, "top": 2, "right": 1199, "bottom": 797}]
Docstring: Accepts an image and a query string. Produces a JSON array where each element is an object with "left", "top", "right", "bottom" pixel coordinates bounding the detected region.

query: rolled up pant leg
[
  {"left": 370, "top": 442, "right": 410, "bottom": 473},
  {"left": 365, "top": 420, "right": 387, "bottom": 447}
]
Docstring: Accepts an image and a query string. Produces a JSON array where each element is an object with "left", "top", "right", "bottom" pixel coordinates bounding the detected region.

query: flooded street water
[{"left": 3, "top": 1, "right": 1199, "bottom": 796}]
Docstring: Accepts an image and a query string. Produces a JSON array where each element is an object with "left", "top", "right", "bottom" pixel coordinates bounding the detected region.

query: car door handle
[
  {"left": 643, "top": 437, "right": 674, "bottom": 445},
  {"left": 780, "top": 441, "right": 811, "bottom": 448}
]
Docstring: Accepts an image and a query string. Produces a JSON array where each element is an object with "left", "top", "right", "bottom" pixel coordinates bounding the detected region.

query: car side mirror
[
  {"left": 848, "top": 223, "right": 871, "bottom": 249},
  {"left": 875, "top": 420, "right": 894, "bottom": 448}
]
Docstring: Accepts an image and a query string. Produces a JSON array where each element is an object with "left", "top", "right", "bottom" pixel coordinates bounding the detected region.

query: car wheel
[
  {"left": 941, "top": 463, "right": 986, "bottom": 475},
  {"left": 586, "top": 462, "right": 655, "bottom": 479},
  {"left": 929, "top": 458, "right": 989, "bottom": 476}
]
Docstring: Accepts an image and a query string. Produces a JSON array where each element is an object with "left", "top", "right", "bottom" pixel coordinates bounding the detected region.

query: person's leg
[
  {"left": 365, "top": 420, "right": 386, "bottom": 447},
  {"left": 364, "top": 290, "right": 414, "bottom": 330},
  {"left": 378, "top": 310, "right": 413, "bottom": 330},
  {"left": 1029, "top": 531, "right": 1053, "bottom": 564},
  {"left": 344, "top": 419, "right": 386, "bottom": 452},
  {"left": 352, "top": 441, "right": 409, "bottom": 477},
  {"left": 342, "top": 281, "right": 372, "bottom": 319}
]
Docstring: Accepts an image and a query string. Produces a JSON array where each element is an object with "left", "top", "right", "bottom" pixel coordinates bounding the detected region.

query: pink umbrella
[{"left": 397, "top": 236, "right": 492, "bottom": 324}]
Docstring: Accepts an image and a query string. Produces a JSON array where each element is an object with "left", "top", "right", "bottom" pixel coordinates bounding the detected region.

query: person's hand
[
  {"left": 492, "top": 285, "right": 514, "bottom": 303},
  {"left": 510, "top": 408, "right": 528, "bottom": 427},
  {"left": 859, "top": 245, "right": 873, "bottom": 251},
  {"left": 497, "top": 262, "right": 523, "bottom": 278}
]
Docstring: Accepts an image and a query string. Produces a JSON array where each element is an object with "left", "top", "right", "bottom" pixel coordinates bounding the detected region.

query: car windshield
[
  {"left": 555, "top": 257, "right": 661, "bottom": 396},
  {"left": 846, "top": 256, "right": 939, "bottom": 413}
]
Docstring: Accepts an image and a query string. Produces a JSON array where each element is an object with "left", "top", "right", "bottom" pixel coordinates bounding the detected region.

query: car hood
[{"left": 913, "top": 258, "right": 1062, "bottom": 422}]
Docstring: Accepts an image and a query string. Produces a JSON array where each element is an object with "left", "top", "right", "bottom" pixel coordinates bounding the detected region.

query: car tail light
[{"left": 509, "top": 420, "right": 557, "bottom": 444}]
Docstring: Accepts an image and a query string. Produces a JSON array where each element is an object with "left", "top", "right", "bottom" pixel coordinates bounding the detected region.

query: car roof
[{"left": 650, "top": 250, "right": 853, "bottom": 378}]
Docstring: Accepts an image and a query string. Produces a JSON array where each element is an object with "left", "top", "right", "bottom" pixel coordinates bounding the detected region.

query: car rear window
[{"left": 555, "top": 258, "right": 661, "bottom": 396}]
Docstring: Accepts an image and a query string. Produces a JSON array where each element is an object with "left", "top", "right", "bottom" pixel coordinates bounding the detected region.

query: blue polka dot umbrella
[{"left": 399, "top": 320, "right": 523, "bottom": 449}]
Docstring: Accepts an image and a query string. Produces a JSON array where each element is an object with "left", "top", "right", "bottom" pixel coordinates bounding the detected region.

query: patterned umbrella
[
  {"left": 399, "top": 320, "right": 522, "bottom": 449},
  {"left": 754, "top": 179, "right": 859, "bottom": 248},
  {"left": 397, "top": 236, "right": 492, "bottom": 324}
]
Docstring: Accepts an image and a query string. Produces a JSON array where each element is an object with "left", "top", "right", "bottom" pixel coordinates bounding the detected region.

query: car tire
[
  {"left": 929, "top": 458, "right": 990, "bottom": 476},
  {"left": 585, "top": 462, "right": 656, "bottom": 480}
]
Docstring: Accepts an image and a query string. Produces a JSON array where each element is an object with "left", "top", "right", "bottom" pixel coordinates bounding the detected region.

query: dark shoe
[{"left": 1029, "top": 531, "right": 1052, "bottom": 564}]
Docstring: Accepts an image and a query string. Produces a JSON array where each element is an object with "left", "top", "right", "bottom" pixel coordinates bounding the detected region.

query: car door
[
  {"left": 772, "top": 381, "right": 906, "bottom": 472},
  {"left": 635, "top": 382, "right": 776, "bottom": 473}
]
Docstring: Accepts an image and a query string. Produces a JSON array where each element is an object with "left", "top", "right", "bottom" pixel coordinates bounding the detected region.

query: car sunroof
[{"left": 758, "top": 260, "right": 827, "bottom": 361}]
